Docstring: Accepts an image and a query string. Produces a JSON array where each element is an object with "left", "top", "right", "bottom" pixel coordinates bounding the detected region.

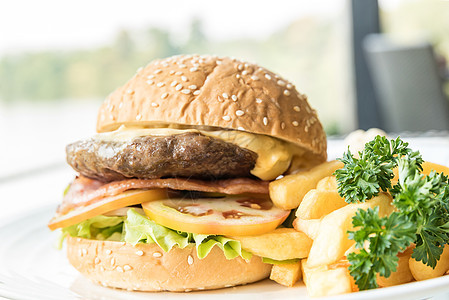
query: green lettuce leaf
[
  {"left": 58, "top": 215, "right": 125, "bottom": 249},
  {"left": 262, "top": 257, "right": 300, "bottom": 264},
  {"left": 193, "top": 234, "right": 252, "bottom": 260},
  {"left": 124, "top": 208, "right": 190, "bottom": 251},
  {"left": 59, "top": 209, "right": 253, "bottom": 261}
]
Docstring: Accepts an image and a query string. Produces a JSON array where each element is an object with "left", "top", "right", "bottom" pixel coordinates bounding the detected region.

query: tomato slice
[
  {"left": 141, "top": 196, "right": 290, "bottom": 236},
  {"left": 48, "top": 189, "right": 169, "bottom": 230}
]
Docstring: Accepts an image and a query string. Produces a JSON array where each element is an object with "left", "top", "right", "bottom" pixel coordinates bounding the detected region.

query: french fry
[
  {"left": 293, "top": 218, "right": 321, "bottom": 240},
  {"left": 409, "top": 244, "right": 449, "bottom": 281},
  {"left": 316, "top": 175, "right": 338, "bottom": 190},
  {"left": 377, "top": 248, "right": 414, "bottom": 287},
  {"left": 302, "top": 259, "right": 353, "bottom": 297},
  {"left": 296, "top": 176, "right": 347, "bottom": 220},
  {"left": 229, "top": 228, "right": 312, "bottom": 260},
  {"left": 307, "top": 193, "right": 395, "bottom": 268},
  {"left": 270, "top": 260, "right": 302, "bottom": 287},
  {"left": 269, "top": 160, "right": 344, "bottom": 210}
]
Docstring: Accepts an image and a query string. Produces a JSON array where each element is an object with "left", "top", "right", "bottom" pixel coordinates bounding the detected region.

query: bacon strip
[{"left": 58, "top": 176, "right": 269, "bottom": 214}]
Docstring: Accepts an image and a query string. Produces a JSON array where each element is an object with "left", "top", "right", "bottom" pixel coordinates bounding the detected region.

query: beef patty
[{"left": 66, "top": 132, "right": 258, "bottom": 182}]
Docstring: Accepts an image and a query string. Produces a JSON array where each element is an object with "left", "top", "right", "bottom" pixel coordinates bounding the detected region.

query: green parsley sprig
[{"left": 335, "top": 136, "right": 449, "bottom": 290}]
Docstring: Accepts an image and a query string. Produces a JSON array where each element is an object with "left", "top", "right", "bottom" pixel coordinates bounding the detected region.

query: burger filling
[
  {"left": 88, "top": 125, "right": 308, "bottom": 181},
  {"left": 66, "top": 132, "right": 258, "bottom": 182},
  {"left": 52, "top": 126, "right": 309, "bottom": 264}
]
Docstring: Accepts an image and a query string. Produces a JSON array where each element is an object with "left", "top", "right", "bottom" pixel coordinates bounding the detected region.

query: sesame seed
[
  {"left": 216, "top": 60, "right": 222, "bottom": 65},
  {"left": 136, "top": 114, "right": 142, "bottom": 120},
  {"left": 185, "top": 289, "right": 192, "bottom": 292},
  {"left": 236, "top": 74, "right": 241, "bottom": 79},
  {"left": 100, "top": 266, "right": 105, "bottom": 272},
  {"left": 162, "top": 62, "right": 169, "bottom": 67},
  {"left": 169, "top": 70, "right": 175, "bottom": 75},
  {"left": 188, "top": 85, "right": 197, "bottom": 89},
  {"left": 265, "top": 74, "right": 272, "bottom": 80},
  {"left": 175, "top": 84, "right": 183, "bottom": 91},
  {"left": 94, "top": 257, "right": 100, "bottom": 264},
  {"left": 237, "top": 64, "right": 243, "bottom": 71},
  {"left": 153, "top": 252, "right": 162, "bottom": 258},
  {"left": 231, "top": 95, "right": 238, "bottom": 101},
  {"left": 281, "top": 122, "right": 286, "bottom": 129},
  {"left": 305, "top": 126, "right": 309, "bottom": 132},
  {"left": 111, "top": 258, "right": 116, "bottom": 266},
  {"left": 242, "top": 70, "right": 248, "bottom": 75},
  {"left": 190, "top": 67, "right": 198, "bottom": 72},
  {"left": 251, "top": 75, "right": 259, "bottom": 81},
  {"left": 292, "top": 121, "right": 299, "bottom": 127},
  {"left": 179, "top": 64, "right": 187, "bottom": 68},
  {"left": 175, "top": 71, "right": 183, "bottom": 76},
  {"left": 181, "top": 76, "right": 188, "bottom": 82},
  {"left": 181, "top": 89, "right": 191, "bottom": 94},
  {"left": 78, "top": 249, "right": 83, "bottom": 257},
  {"left": 161, "top": 93, "right": 169, "bottom": 99},
  {"left": 237, "top": 126, "right": 245, "bottom": 131},
  {"left": 136, "top": 67, "right": 143, "bottom": 72},
  {"left": 222, "top": 116, "right": 231, "bottom": 121},
  {"left": 286, "top": 83, "right": 293, "bottom": 89},
  {"left": 198, "top": 287, "right": 205, "bottom": 290},
  {"left": 136, "top": 250, "right": 144, "bottom": 256},
  {"left": 284, "top": 90, "right": 291, "bottom": 96},
  {"left": 82, "top": 249, "right": 87, "bottom": 256},
  {"left": 151, "top": 102, "right": 159, "bottom": 107},
  {"left": 293, "top": 106, "right": 300, "bottom": 112},
  {"left": 187, "top": 255, "right": 194, "bottom": 265},
  {"left": 123, "top": 265, "right": 132, "bottom": 271},
  {"left": 171, "top": 80, "right": 178, "bottom": 87},
  {"left": 236, "top": 110, "right": 245, "bottom": 116},
  {"left": 263, "top": 117, "right": 268, "bottom": 126},
  {"left": 222, "top": 93, "right": 229, "bottom": 99},
  {"left": 105, "top": 249, "right": 112, "bottom": 255},
  {"left": 154, "top": 69, "right": 162, "bottom": 74},
  {"left": 277, "top": 80, "right": 286, "bottom": 86},
  {"left": 116, "top": 266, "right": 124, "bottom": 273},
  {"left": 147, "top": 75, "right": 155, "bottom": 79},
  {"left": 225, "top": 284, "right": 234, "bottom": 288},
  {"left": 146, "top": 80, "right": 154, "bottom": 85},
  {"left": 118, "top": 102, "right": 123, "bottom": 109},
  {"left": 126, "top": 89, "right": 134, "bottom": 94},
  {"left": 156, "top": 82, "right": 165, "bottom": 87},
  {"left": 193, "top": 90, "right": 200, "bottom": 95},
  {"left": 256, "top": 98, "right": 263, "bottom": 104}
]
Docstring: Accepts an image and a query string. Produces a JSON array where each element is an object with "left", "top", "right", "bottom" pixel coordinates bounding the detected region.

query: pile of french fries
[{"left": 259, "top": 159, "right": 449, "bottom": 297}]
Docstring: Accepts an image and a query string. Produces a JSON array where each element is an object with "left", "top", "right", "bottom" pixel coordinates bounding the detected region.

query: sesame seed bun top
[{"left": 97, "top": 54, "right": 327, "bottom": 164}]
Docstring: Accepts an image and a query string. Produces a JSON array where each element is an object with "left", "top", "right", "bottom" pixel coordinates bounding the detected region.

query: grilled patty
[{"left": 66, "top": 133, "right": 258, "bottom": 182}]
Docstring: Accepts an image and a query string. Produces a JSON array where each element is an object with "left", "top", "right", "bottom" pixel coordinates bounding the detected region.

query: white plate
[{"left": 1, "top": 207, "right": 449, "bottom": 300}]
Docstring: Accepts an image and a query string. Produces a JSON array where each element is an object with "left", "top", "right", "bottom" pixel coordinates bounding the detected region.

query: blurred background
[{"left": 1, "top": 0, "right": 449, "bottom": 181}]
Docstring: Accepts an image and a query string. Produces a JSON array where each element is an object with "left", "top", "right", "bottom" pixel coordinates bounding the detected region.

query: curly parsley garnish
[{"left": 335, "top": 136, "right": 449, "bottom": 290}]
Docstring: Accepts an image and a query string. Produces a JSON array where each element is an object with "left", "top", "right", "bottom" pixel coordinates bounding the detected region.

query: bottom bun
[{"left": 67, "top": 236, "right": 272, "bottom": 292}]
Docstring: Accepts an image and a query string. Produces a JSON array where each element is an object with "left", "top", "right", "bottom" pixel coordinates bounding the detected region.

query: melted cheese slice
[{"left": 95, "top": 126, "right": 304, "bottom": 181}]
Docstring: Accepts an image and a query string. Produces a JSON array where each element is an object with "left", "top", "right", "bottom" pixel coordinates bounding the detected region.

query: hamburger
[{"left": 48, "top": 54, "right": 327, "bottom": 292}]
